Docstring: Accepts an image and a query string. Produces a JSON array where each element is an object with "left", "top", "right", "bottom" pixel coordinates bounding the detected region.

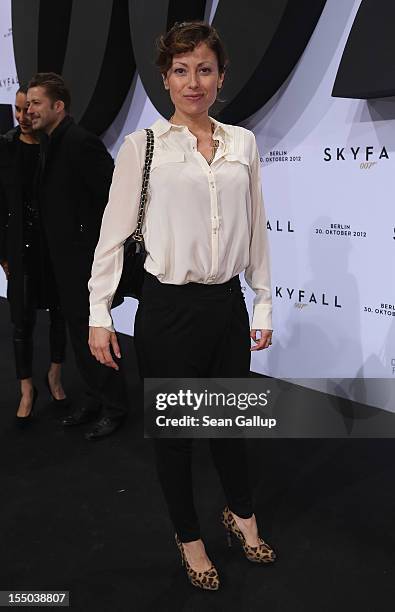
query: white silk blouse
[{"left": 88, "top": 116, "right": 272, "bottom": 332}]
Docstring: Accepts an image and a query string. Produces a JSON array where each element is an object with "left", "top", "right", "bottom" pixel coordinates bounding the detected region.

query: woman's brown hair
[{"left": 155, "top": 21, "right": 228, "bottom": 76}]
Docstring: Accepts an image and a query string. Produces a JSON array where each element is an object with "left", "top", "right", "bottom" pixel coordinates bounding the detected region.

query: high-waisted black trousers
[
  {"left": 134, "top": 272, "right": 254, "bottom": 542},
  {"left": 13, "top": 276, "right": 66, "bottom": 380}
]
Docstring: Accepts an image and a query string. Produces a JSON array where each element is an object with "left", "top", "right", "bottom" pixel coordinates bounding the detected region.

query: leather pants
[{"left": 12, "top": 277, "right": 66, "bottom": 380}]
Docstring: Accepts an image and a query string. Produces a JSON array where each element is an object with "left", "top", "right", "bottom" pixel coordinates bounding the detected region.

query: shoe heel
[
  {"left": 175, "top": 534, "right": 220, "bottom": 591},
  {"left": 45, "top": 373, "right": 69, "bottom": 407},
  {"left": 15, "top": 386, "right": 38, "bottom": 424},
  {"left": 175, "top": 534, "right": 185, "bottom": 566},
  {"left": 221, "top": 507, "right": 276, "bottom": 564},
  {"left": 44, "top": 375, "right": 53, "bottom": 400}
]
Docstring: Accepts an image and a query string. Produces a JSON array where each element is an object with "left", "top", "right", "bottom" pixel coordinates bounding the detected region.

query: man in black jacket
[{"left": 27, "top": 72, "right": 128, "bottom": 439}]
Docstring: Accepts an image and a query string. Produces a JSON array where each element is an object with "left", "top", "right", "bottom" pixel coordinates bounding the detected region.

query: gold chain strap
[{"left": 131, "top": 128, "right": 154, "bottom": 242}]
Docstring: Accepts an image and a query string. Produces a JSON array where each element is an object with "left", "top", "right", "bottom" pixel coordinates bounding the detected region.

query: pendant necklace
[{"left": 169, "top": 115, "right": 219, "bottom": 165}]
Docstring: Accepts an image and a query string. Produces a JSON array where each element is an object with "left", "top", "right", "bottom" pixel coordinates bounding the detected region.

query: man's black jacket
[{"left": 37, "top": 116, "right": 115, "bottom": 318}]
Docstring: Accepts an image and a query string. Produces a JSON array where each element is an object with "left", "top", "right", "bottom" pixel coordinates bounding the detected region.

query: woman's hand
[
  {"left": 88, "top": 326, "right": 121, "bottom": 370},
  {"left": 250, "top": 329, "right": 272, "bottom": 351},
  {"left": 0, "top": 260, "right": 9, "bottom": 279}
]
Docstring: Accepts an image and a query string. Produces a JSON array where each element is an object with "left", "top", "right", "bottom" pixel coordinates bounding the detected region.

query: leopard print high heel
[
  {"left": 221, "top": 507, "right": 276, "bottom": 563},
  {"left": 175, "top": 534, "right": 220, "bottom": 590}
]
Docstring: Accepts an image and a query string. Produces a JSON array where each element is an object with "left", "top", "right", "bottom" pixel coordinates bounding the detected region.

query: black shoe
[
  {"left": 15, "top": 387, "right": 38, "bottom": 426},
  {"left": 62, "top": 405, "right": 100, "bottom": 427},
  {"left": 85, "top": 416, "right": 123, "bottom": 440},
  {"left": 45, "top": 373, "right": 70, "bottom": 407}
]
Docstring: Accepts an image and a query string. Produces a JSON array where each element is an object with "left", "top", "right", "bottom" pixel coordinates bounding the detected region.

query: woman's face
[
  {"left": 15, "top": 91, "right": 33, "bottom": 134},
  {"left": 163, "top": 42, "right": 224, "bottom": 118}
]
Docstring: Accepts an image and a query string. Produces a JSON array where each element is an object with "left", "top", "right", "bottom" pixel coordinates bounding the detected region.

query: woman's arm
[
  {"left": 88, "top": 134, "right": 143, "bottom": 331},
  {"left": 88, "top": 134, "right": 143, "bottom": 368},
  {"left": 244, "top": 132, "right": 273, "bottom": 348}
]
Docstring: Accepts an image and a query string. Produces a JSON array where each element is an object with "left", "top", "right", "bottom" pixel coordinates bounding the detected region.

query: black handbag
[{"left": 115, "top": 128, "right": 154, "bottom": 300}]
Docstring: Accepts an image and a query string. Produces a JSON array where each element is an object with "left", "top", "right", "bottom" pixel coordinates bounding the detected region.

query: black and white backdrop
[{"left": 1, "top": 0, "right": 394, "bottom": 412}]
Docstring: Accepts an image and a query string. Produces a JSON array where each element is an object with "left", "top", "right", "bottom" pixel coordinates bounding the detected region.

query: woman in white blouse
[{"left": 88, "top": 21, "right": 275, "bottom": 590}]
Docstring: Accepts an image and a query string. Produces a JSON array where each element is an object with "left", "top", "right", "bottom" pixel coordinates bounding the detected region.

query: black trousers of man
[
  {"left": 67, "top": 315, "right": 127, "bottom": 419},
  {"left": 134, "top": 272, "right": 254, "bottom": 542}
]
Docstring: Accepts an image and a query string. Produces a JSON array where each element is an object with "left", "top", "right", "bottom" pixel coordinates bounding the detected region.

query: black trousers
[
  {"left": 66, "top": 315, "right": 128, "bottom": 419},
  {"left": 13, "top": 276, "right": 66, "bottom": 380},
  {"left": 134, "top": 272, "right": 253, "bottom": 542}
]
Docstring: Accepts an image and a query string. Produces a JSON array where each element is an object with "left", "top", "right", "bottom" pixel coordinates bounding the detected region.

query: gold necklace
[
  {"left": 169, "top": 115, "right": 219, "bottom": 165},
  {"left": 208, "top": 122, "right": 220, "bottom": 165}
]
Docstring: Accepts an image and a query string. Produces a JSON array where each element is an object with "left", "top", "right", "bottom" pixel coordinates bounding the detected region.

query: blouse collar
[{"left": 150, "top": 116, "right": 230, "bottom": 146}]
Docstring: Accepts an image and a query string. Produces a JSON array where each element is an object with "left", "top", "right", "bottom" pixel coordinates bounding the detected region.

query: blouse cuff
[
  {"left": 251, "top": 303, "right": 272, "bottom": 331},
  {"left": 89, "top": 303, "right": 115, "bottom": 332}
]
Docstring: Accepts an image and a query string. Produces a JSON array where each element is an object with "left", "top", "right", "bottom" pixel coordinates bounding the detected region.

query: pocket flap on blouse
[
  {"left": 224, "top": 153, "right": 250, "bottom": 165},
  {"left": 151, "top": 151, "right": 185, "bottom": 169}
]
